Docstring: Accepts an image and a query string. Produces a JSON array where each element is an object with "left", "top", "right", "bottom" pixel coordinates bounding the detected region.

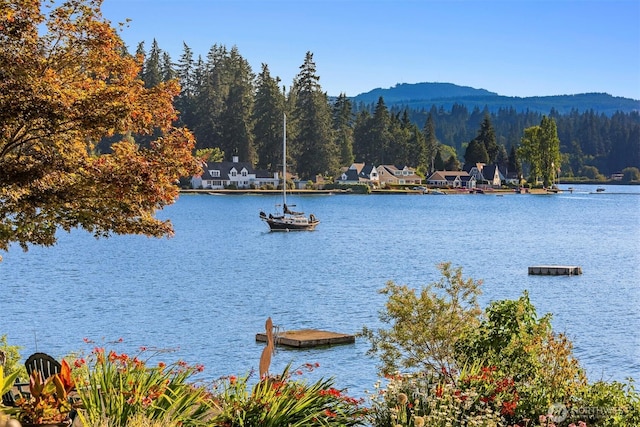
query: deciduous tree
[
  {"left": 0, "top": 0, "right": 201, "bottom": 259},
  {"left": 361, "top": 263, "right": 482, "bottom": 379},
  {"left": 518, "top": 116, "right": 561, "bottom": 186}
]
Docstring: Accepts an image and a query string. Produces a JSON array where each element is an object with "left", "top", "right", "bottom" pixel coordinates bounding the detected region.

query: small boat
[
  {"left": 596, "top": 187, "right": 605, "bottom": 193},
  {"left": 546, "top": 186, "right": 563, "bottom": 194},
  {"left": 430, "top": 189, "right": 446, "bottom": 195},
  {"left": 260, "top": 114, "right": 319, "bottom": 231}
]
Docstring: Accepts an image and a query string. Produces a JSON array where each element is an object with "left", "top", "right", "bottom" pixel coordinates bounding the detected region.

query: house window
[
  {"left": 242, "top": 170, "right": 247, "bottom": 176},
  {"left": 211, "top": 170, "right": 220, "bottom": 177},
  {"left": 230, "top": 170, "right": 237, "bottom": 177}
]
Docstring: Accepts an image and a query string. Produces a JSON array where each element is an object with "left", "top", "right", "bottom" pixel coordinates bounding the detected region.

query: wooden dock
[
  {"left": 256, "top": 329, "right": 355, "bottom": 348},
  {"left": 528, "top": 265, "right": 582, "bottom": 276}
]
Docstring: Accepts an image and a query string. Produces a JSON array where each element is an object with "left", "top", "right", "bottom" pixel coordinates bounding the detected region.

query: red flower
[
  {"left": 501, "top": 400, "right": 517, "bottom": 416},
  {"left": 324, "top": 409, "right": 337, "bottom": 418}
]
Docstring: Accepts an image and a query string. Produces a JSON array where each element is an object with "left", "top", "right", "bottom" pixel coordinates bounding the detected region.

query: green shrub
[
  {"left": 567, "top": 379, "right": 640, "bottom": 426},
  {"left": 456, "top": 291, "right": 587, "bottom": 422},
  {"left": 361, "top": 263, "right": 482, "bottom": 378},
  {"left": 0, "top": 335, "right": 26, "bottom": 381}
]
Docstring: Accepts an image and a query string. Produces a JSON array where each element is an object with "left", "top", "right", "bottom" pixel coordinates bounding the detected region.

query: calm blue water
[{"left": 1, "top": 184, "right": 639, "bottom": 398}]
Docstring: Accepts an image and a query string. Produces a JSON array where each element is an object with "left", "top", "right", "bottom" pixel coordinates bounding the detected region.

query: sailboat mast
[{"left": 282, "top": 113, "right": 287, "bottom": 206}]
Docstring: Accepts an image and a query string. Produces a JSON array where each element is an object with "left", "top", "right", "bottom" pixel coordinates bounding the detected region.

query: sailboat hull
[{"left": 260, "top": 212, "right": 319, "bottom": 231}]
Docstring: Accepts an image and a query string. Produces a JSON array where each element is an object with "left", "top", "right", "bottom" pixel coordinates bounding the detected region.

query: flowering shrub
[
  {"left": 210, "top": 362, "right": 368, "bottom": 426},
  {"left": 71, "top": 341, "right": 215, "bottom": 427},
  {"left": 368, "top": 370, "right": 504, "bottom": 427}
]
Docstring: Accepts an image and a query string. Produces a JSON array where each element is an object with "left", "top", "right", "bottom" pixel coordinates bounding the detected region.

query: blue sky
[{"left": 100, "top": 0, "right": 640, "bottom": 100}]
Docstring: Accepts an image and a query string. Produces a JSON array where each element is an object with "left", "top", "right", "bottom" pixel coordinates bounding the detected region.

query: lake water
[{"left": 1, "top": 184, "right": 639, "bottom": 399}]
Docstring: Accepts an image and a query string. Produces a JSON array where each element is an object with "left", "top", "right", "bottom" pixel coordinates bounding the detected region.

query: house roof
[
  {"left": 200, "top": 159, "right": 256, "bottom": 180},
  {"left": 340, "top": 163, "right": 377, "bottom": 182},
  {"left": 428, "top": 170, "right": 469, "bottom": 181}
]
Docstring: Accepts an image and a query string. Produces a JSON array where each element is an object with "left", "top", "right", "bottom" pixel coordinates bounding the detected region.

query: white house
[
  {"left": 191, "top": 156, "right": 278, "bottom": 189},
  {"left": 336, "top": 163, "right": 379, "bottom": 186}
]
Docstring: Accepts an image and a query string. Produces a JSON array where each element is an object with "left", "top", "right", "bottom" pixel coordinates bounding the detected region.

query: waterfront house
[
  {"left": 191, "top": 156, "right": 278, "bottom": 189},
  {"left": 377, "top": 164, "right": 421, "bottom": 187},
  {"left": 465, "top": 163, "right": 505, "bottom": 187},
  {"left": 336, "top": 163, "right": 379, "bottom": 187},
  {"left": 426, "top": 170, "right": 476, "bottom": 188}
]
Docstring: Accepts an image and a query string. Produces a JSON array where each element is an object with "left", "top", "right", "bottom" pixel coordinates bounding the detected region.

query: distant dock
[
  {"left": 256, "top": 329, "right": 355, "bottom": 348},
  {"left": 528, "top": 265, "right": 582, "bottom": 276}
]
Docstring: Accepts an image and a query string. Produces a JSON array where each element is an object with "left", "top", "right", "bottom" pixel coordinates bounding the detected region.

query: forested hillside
[
  {"left": 119, "top": 40, "right": 639, "bottom": 180},
  {"left": 352, "top": 82, "right": 639, "bottom": 116}
]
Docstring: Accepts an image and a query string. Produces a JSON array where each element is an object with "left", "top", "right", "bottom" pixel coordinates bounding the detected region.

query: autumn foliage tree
[{"left": 0, "top": 0, "right": 201, "bottom": 258}]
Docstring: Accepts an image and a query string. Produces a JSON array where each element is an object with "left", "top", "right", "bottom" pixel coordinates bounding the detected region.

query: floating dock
[
  {"left": 528, "top": 265, "right": 582, "bottom": 276},
  {"left": 256, "top": 329, "right": 355, "bottom": 348}
]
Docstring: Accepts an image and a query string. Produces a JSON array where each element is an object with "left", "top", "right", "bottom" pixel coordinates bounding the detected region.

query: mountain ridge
[{"left": 350, "top": 82, "right": 640, "bottom": 115}]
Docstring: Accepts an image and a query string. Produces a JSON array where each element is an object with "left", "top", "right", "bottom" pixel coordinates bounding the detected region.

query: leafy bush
[
  {"left": 0, "top": 335, "right": 26, "bottom": 381},
  {"left": 456, "top": 291, "right": 587, "bottom": 421},
  {"left": 567, "top": 379, "right": 640, "bottom": 426},
  {"left": 361, "top": 262, "right": 482, "bottom": 378}
]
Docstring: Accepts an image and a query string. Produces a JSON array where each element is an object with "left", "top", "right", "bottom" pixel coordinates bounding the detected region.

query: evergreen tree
[
  {"left": 332, "top": 93, "right": 355, "bottom": 167},
  {"left": 290, "top": 52, "right": 337, "bottom": 179},
  {"left": 161, "top": 52, "right": 176, "bottom": 82},
  {"left": 474, "top": 113, "right": 498, "bottom": 162},
  {"left": 175, "top": 43, "right": 196, "bottom": 129},
  {"left": 143, "top": 39, "right": 162, "bottom": 88},
  {"left": 433, "top": 149, "right": 445, "bottom": 171},
  {"left": 445, "top": 154, "right": 461, "bottom": 171},
  {"left": 423, "top": 113, "right": 439, "bottom": 174},
  {"left": 253, "top": 64, "right": 286, "bottom": 172},
  {"left": 353, "top": 110, "right": 374, "bottom": 163},
  {"left": 508, "top": 145, "right": 522, "bottom": 181},
  {"left": 371, "top": 97, "right": 392, "bottom": 165},
  {"left": 218, "top": 46, "right": 256, "bottom": 164},
  {"left": 464, "top": 138, "right": 489, "bottom": 166},
  {"left": 495, "top": 144, "right": 509, "bottom": 171}
]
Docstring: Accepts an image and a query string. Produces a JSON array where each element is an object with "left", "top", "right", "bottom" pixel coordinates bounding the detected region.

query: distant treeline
[{"left": 111, "top": 40, "right": 639, "bottom": 179}]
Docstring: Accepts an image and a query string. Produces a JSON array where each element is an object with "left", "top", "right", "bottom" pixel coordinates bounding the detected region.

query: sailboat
[{"left": 259, "top": 114, "right": 320, "bottom": 231}]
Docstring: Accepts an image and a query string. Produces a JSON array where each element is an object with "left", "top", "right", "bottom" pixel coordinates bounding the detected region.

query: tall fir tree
[
  {"left": 290, "top": 52, "right": 337, "bottom": 179},
  {"left": 218, "top": 46, "right": 256, "bottom": 164},
  {"left": 464, "top": 138, "right": 489, "bottom": 166},
  {"left": 175, "top": 43, "right": 196, "bottom": 129},
  {"left": 332, "top": 93, "right": 355, "bottom": 168},
  {"left": 371, "top": 97, "right": 392, "bottom": 165},
  {"left": 253, "top": 64, "right": 286, "bottom": 172},
  {"left": 423, "top": 113, "right": 439, "bottom": 174},
  {"left": 508, "top": 145, "right": 523, "bottom": 181},
  {"left": 142, "top": 39, "right": 162, "bottom": 88},
  {"left": 353, "top": 110, "right": 374, "bottom": 163},
  {"left": 474, "top": 112, "right": 498, "bottom": 163}
]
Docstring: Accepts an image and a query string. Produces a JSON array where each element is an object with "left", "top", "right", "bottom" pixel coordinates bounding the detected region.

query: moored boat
[{"left": 260, "top": 114, "right": 319, "bottom": 231}]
